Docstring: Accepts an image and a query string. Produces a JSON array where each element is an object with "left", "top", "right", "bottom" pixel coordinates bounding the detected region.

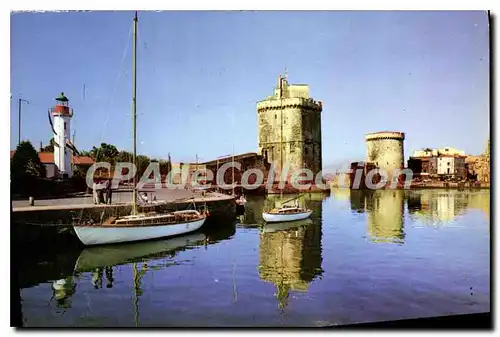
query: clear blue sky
[{"left": 10, "top": 11, "right": 489, "bottom": 165}]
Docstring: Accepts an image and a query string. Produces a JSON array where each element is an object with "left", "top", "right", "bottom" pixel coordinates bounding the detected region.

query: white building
[
  {"left": 437, "top": 156, "right": 455, "bottom": 175},
  {"left": 412, "top": 147, "right": 465, "bottom": 158},
  {"left": 50, "top": 92, "right": 75, "bottom": 178}
]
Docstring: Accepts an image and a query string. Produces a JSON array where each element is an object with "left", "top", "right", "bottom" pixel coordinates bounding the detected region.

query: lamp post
[{"left": 18, "top": 98, "right": 29, "bottom": 145}]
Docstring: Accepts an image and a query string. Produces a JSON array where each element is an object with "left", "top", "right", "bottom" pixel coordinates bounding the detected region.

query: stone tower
[
  {"left": 257, "top": 74, "right": 323, "bottom": 182},
  {"left": 365, "top": 131, "right": 405, "bottom": 176}
]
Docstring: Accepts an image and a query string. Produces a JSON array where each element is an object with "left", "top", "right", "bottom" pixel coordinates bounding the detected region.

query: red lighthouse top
[{"left": 51, "top": 92, "right": 73, "bottom": 117}]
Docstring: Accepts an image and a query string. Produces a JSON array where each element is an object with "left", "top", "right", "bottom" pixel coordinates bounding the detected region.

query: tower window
[
  {"left": 64, "top": 122, "right": 67, "bottom": 131},
  {"left": 275, "top": 114, "right": 277, "bottom": 119},
  {"left": 305, "top": 147, "right": 308, "bottom": 155}
]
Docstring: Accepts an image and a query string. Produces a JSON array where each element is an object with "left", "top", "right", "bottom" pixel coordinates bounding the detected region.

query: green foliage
[
  {"left": 115, "top": 150, "right": 133, "bottom": 163},
  {"left": 41, "top": 137, "right": 57, "bottom": 152},
  {"left": 79, "top": 150, "right": 92, "bottom": 157},
  {"left": 11, "top": 141, "right": 46, "bottom": 180},
  {"left": 11, "top": 141, "right": 47, "bottom": 195},
  {"left": 41, "top": 140, "right": 170, "bottom": 182},
  {"left": 71, "top": 166, "right": 89, "bottom": 191},
  {"left": 73, "top": 165, "right": 88, "bottom": 179},
  {"left": 89, "top": 143, "right": 119, "bottom": 164},
  {"left": 159, "top": 159, "right": 171, "bottom": 176},
  {"left": 136, "top": 155, "right": 151, "bottom": 178}
]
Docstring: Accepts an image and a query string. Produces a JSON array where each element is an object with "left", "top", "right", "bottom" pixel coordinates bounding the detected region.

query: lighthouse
[{"left": 50, "top": 92, "right": 74, "bottom": 178}]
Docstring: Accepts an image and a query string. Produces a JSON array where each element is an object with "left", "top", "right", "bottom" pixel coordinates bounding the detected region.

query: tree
[
  {"left": 79, "top": 150, "right": 92, "bottom": 157},
  {"left": 136, "top": 155, "right": 151, "bottom": 178},
  {"left": 41, "top": 138, "right": 57, "bottom": 152},
  {"left": 159, "top": 159, "right": 171, "bottom": 176},
  {"left": 115, "top": 150, "right": 133, "bottom": 163},
  {"left": 89, "top": 143, "right": 119, "bottom": 164},
  {"left": 11, "top": 141, "right": 46, "bottom": 179},
  {"left": 11, "top": 141, "right": 47, "bottom": 195}
]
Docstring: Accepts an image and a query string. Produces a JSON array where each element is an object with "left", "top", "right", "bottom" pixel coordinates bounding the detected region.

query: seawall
[{"left": 12, "top": 193, "right": 236, "bottom": 249}]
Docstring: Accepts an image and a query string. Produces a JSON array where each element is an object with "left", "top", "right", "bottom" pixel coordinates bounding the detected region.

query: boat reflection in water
[
  {"left": 47, "top": 232, "right": 208, "bottom": 315},
  {"left": 73, "top": 232, "right": 207, "bottom": 272},
  {"left": 44, "top": 219, "right": 237, "bottom": 321},
  {"left": 258, "top": 216, "right": 323, "bottom": 310}
]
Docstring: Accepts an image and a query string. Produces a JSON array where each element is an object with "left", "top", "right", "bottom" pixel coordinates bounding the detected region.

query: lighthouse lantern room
[{"left": 51, "top": 92, "right": 74, "bottom": 178}]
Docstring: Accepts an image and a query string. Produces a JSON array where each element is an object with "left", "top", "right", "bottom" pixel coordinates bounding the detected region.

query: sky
[{"left": 10, "top": 10, "right": 490, "bottom": 165}]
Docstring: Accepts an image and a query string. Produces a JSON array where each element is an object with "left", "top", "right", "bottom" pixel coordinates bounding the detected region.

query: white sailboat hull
[
  {"left": 262, "top": 218, "right": 313, "bottom": 233},
  {"left": 73, "top": 218, "right": 206, "bottom": 246},
  {"left": 262, "top": 210, "right": 312, "bottom": 223}
]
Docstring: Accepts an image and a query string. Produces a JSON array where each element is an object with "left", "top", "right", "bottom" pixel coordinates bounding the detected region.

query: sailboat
[
  {"left": 73, "top": 12, "right": 207, "bottom": 246},
  {"left": 262, "top": 196, "right": 312, "bottom": 223},
  {"left": 261, "top": 74, "right": 311, "bottom": 223}
]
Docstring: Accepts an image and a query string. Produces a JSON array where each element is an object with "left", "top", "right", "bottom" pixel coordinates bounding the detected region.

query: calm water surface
[{"left": 18, "top": 189, "right": 490, "bottom": 327}]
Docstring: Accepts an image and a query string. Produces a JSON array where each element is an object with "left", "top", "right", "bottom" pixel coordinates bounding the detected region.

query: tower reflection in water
[
  {"left": 257, "top": 194, "right": 324, "bottom": 310},
  {"left": 366, "top": 190, "right": 405, "bottom": 243},
  {"left": 350, "top": 190, "right": 405, "bottom": 244},
  {"left": 348, "top": 189, "right": 490, "bottom": 244},
  {"left": 407, "top": 189, "right": 489, "bottom": 225}
]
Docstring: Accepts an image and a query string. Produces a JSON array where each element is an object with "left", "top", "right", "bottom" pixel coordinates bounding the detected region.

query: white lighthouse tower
[{"left": 51, "top": 92, "right": 73, "bottom": 178}]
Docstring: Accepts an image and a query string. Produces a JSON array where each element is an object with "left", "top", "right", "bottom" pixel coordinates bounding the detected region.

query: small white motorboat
[{"left": 262, "top": 205, "right": 312, "bottom": 223}]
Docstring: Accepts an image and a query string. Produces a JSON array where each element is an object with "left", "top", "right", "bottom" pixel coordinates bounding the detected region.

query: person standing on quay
[
  {"left": 92, "top": 180, "right": 98, "bottom": 204},
  {"left": 106, "top": 179, "right": 113, "bottom": 204},
  {"left": 98, "top": 180, "right": 105, "bottom": 204}
]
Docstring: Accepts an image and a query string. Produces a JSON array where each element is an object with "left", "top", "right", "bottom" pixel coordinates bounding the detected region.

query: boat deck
[{"left": 266, "top": 207, "right": 310, "bottom": 215}]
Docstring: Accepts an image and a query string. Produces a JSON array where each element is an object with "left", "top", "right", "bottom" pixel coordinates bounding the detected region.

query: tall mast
[
  {"left": 132, "top": 11, "right": 138, "bottom": 215},
  {"left": 232, "top": 143, "right": 235, "bottom": 195},
  {"left": 279, "top": 74, "right": 284, "bottom": 198}
]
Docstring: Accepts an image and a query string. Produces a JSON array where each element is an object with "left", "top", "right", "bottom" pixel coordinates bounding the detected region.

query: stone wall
[
  {"left": 365, "top": 132, "right": 405, "bottom": 175},
  {"left": 467, "top": 155, "right": 490, "bottom": 183},
  {"left": 12, "top": 198, "right": 235, "bottom": 248},
  {"left": 466, "top": 138, "right": 490, "bottom": 183}
]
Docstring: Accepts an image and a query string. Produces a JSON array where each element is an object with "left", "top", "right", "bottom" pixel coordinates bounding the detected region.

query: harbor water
[{"left": 16, "top": 189, "right": 490, "bottom": 327}]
